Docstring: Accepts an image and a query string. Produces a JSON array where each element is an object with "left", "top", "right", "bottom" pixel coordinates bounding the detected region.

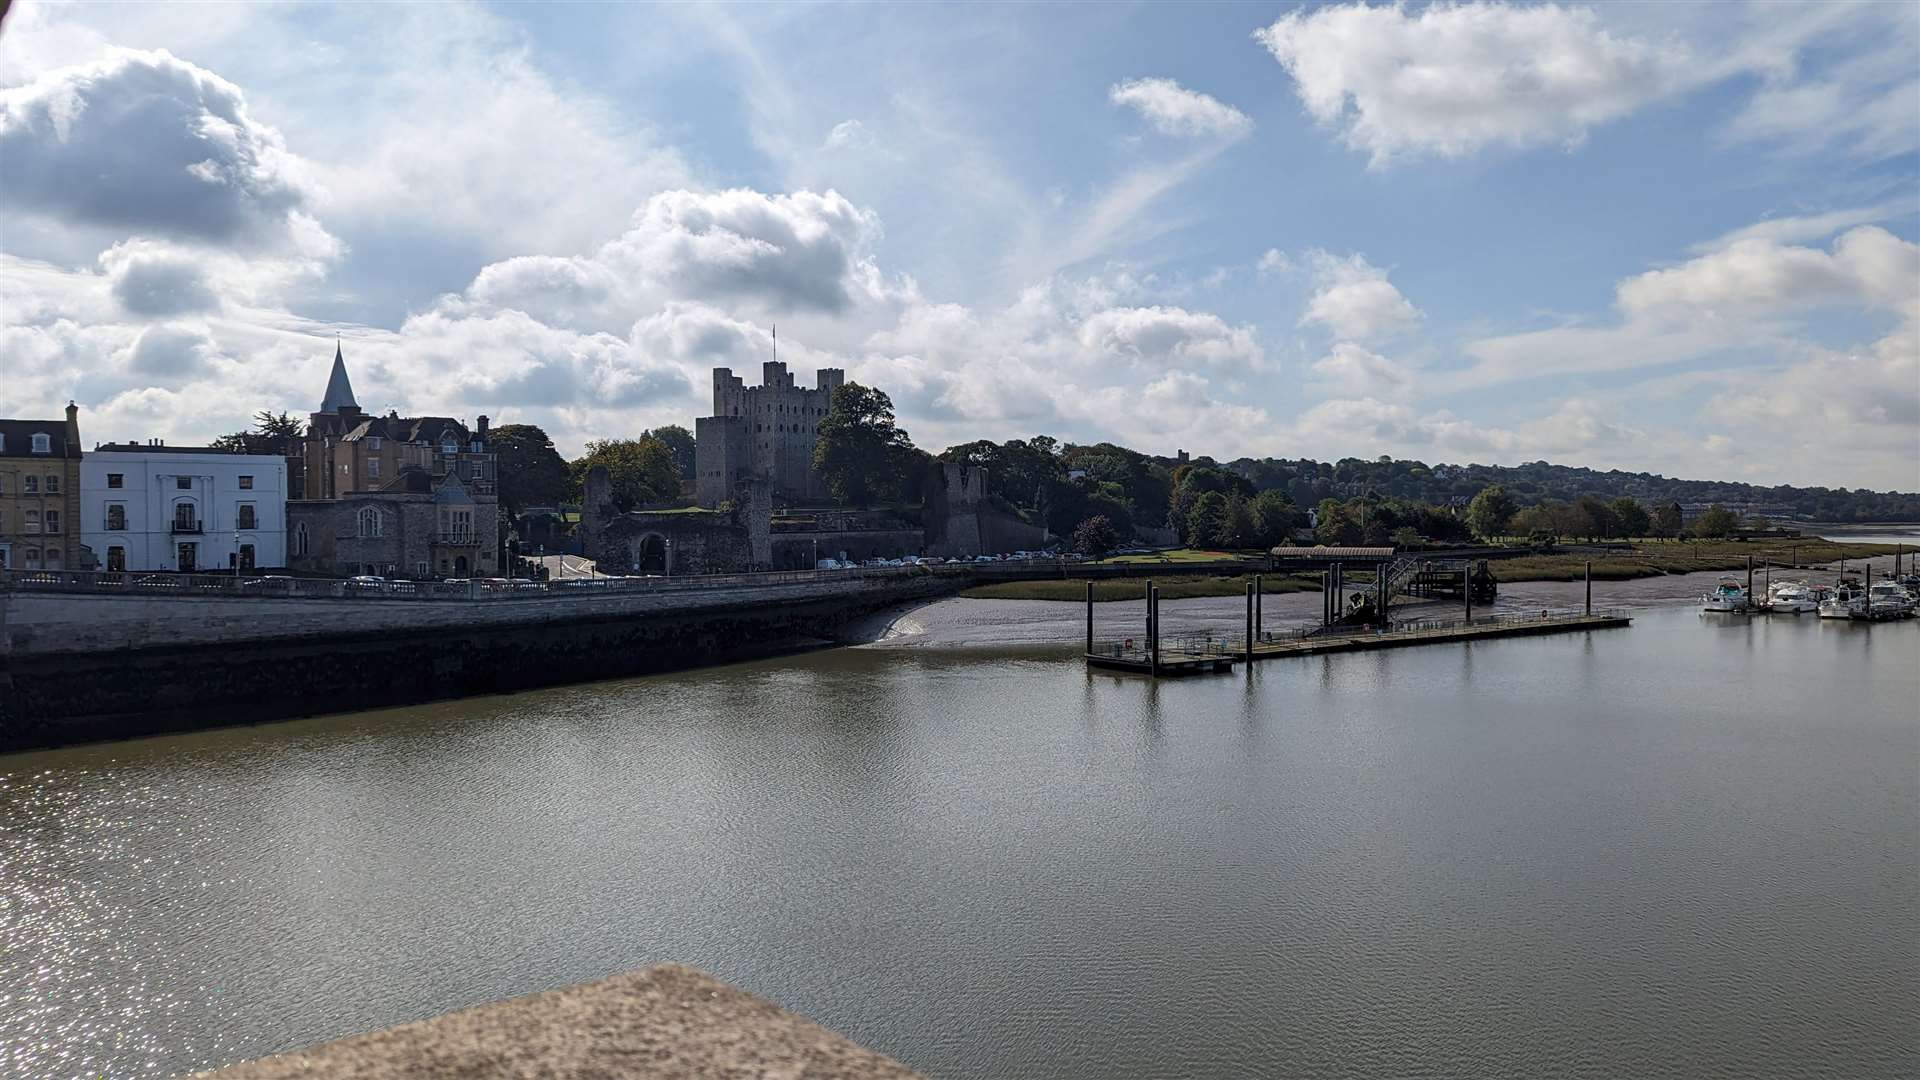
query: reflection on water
[{"left": 0, "top": 606, "right": 1915, "bottom": 1079}]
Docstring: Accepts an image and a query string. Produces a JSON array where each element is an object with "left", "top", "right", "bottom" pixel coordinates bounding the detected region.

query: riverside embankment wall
[{"left": 0, "top": 575, "right": 956, "bottom": 752}]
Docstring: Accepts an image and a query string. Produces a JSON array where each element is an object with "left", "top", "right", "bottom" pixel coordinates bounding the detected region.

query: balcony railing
[
  {"left": 171, "top": 521, "right": 203, "bottom": 535},
  {"left": 433, "top": 533, "right": 478, "bottom": 545}
]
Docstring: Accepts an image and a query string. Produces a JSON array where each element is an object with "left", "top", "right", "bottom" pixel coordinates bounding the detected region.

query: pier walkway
[{"left": 1085, "top": 608, "right": 1631, "bottom": 675}]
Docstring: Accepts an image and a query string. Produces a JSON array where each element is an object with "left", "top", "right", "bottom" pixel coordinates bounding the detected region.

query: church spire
[{"left": 320, "top": 336, "right": 358, "bottom": 413}]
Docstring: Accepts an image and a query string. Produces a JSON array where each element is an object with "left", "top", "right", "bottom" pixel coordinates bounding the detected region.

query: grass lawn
[
  {"left": 962, "top": 573, "right": 1320, "bottom": 601},
  {"left": 1089, "top": 548, "right": 1248, "bottom": 565},
  {"left": 1490, "top": 538, "right": 1900, "bottom": 583}
]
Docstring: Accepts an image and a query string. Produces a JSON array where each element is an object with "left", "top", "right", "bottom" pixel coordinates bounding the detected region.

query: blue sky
[{"left": 2, "top": 1, "right": 1915, "bottom": 489}]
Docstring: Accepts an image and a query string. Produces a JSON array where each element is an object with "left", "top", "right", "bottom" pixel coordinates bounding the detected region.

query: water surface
[{"left": 1, "top": 598, "right": 1914, "bottom": 1078}]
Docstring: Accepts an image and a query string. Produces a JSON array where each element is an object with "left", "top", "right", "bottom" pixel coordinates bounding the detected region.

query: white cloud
[
  {"left": 1687, "top": 204, "right": 1907, "bottom": 253},
  {"left": 0, "top": 48, "right": 336, "bottom": 259},
  {"left": 1465, "top": 225, "right": 1920, "bottom": 386},
  {"left": 822, "top": 119, "right": 876, "bottom": 151},
  {"left": 1309, "top": 342, "right": 1415, "bottom": 397},
  {"left": 1257, "top": 248, "right": 1292, "bottom": 275},
  {"left": 1255, "top": 2, "right": 1689, "bottom": 165},
  {"left": 1109, "top": 77, "right": 1253, "bottom": 140},
  {"left": 1618, "top": 226, "right": 1918, "bottom": 324},
  {"left": 1298, "top": 251, "right": 1422, "bottom": 343}
]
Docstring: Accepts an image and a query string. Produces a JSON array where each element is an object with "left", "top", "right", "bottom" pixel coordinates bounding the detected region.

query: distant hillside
[{"left": 1211, "top": 456, "right": 1920, "bottom": 524}]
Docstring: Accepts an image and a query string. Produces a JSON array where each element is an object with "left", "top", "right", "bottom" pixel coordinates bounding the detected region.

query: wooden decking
[{"left": 1086, "top": 610, "right": 1631, "bottom": 676}]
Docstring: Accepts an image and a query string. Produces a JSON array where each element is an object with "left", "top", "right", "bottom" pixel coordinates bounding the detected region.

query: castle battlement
[{"left": 696, "top": 363, "right": 846, "bottom": 507}]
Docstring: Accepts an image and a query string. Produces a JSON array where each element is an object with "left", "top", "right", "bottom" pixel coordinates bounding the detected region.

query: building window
[
  {"left": 31, "top": 433, "right": 50, "bottom": 454},
  {"left": 176, "top": 476, "right": 191, "bottom": 490},
  {"left": 0, "top": 475, "right": 5, "bottom": 495},
  {"left": 106, "top": 504, "right": 127, "bottom": 530},
  {"left": 43, "top": 510, "right": 59, "bottom": 534},
  {"left": 439, "top": 507, "right": 473, "bottom": 542},
  {"left": 24, "top": 548, "right": 41, "bottom": 569},
  {"left": 367, "top": 437, "right": 382, "bottom": 450},
  {"left": 107, "top": 546, "right": 126, "bottom": 572},
  {"left": 239, "top": 475, "right": 253, "bottom": 490},
  {"left": 367, "top": 459, "right": 381, "bottom": 478},
  {"left": 107, "top": 473, "right": 123, "bottom": 489},
  {"left": 24, "top": 510, "right": 39, "bottom": 533},
  {"left": 237, "top": 503, "right": 257, "bottom": 530},
  {"left": 0, "top": 547, "right": 8, "bottom": 569},
  {"left": 45, "top": 475, "right": 59, "bottom": 494},
  {"left": 173, "top": 502, "right": 198, "bottom": 532},
  {"left": 238, "top": 544, "right": 256, "bottom": 570},
  {"left": 24, "top": 476, "right": 38, "bottom": 495},
  {"left": 0, "top": 434, "right": 5, "bottom": 452},
  {"left": 45, "top": 548, "right": 61, "bottom": 569},
  {"left": 357, "top": 507, "right": 383, "bottom": 538}
]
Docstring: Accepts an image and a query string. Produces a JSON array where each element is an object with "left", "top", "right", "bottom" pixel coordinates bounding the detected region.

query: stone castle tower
[{"left": 693, "top": 361, "right": 844, "bottom": 507}]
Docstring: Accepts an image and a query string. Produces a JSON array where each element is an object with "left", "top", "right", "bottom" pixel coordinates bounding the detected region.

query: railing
[{"left": 0, "top": 555, "right": 1264, "bottom": 604}]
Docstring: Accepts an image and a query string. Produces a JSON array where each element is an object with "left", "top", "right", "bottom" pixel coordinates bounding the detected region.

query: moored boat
[
  {"left": 1818, "top": 579, "right": 1864, "bottom": 619},
  {"left": 1701, "top": 580, "right": 1749, "bottom": 613},
  {"left": 1766, "top": 580, "right": 1817, "bottom": 613}
]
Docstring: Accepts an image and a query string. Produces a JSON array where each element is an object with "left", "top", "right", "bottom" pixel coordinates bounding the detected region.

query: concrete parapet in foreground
[{"left": 199, "top": 964, "right": 917, "bottom": 1079}]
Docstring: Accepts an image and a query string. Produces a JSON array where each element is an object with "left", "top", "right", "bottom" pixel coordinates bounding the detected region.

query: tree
[
  {"left": 489, "top": 424, "right": 570, "bottom": 514},
  {"left": 1608, "top": 497, "right": 1651, "bottom": 538},
  {"left": 1315, "top": 499, "right": 1362, "bottom": 546},
  {"left": 1652, "top": 501, "right": 1683, "bottom": 540},
  {"left": 1691, "top": 504, "right": 1739, "bottom": 539},
  {"left": 1392, "top": 526, "right": 1423, "bottom": 548},
  {"left": 1574, "top": 494, "right": 1616, "bottom": 541},
  {"left": 1249, "top": 489, "right": 1298, "bottom": 548},
  {"left": 210, "top": 411, "right": 303, "bottom": 455},
  {"left": 1168, "top": 466, "right": 1251, "bottom": 543},
  {"left": 1213, "top": 491, "right": 1251, "bottom": 548},
  {"left": 572, "top": 437, "right": 681, "bottom": 512},
  {"left": 1072, "top": 515, "right": 1119, "bottom": 557},
  {"left": 1465, "top": 484, "right": 1516, "bottom": 541},
  {"left": 1186, "top": 490, "right": 1230, "bottom": 548},
  {"left": 814, "top": 382, "right": 913, "bottom": 505},
  {"left": 643, "top": 424, "right": 696, "bottom": 483}
]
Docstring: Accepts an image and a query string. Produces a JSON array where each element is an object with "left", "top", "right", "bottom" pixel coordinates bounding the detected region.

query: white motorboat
[
  {"left": 1818, "top": 580, "right": 1864, "bottom": 619},
  {"left": 1866, "top": 580, "right": 1914, "bottom": 618},
  {"left": 1766, "top": 580, "right": 1817, "bottom": 613},
  {"left": 1701, "top": 580, "right": 1749, "bottom": 613}
]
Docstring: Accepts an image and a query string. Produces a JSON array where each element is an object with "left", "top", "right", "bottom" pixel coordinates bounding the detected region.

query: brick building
[
  {"left": 286, "top": 343, "right": 502, "bottom": 578},
  {"left": 0, "top": 404, "right": 85, "bottom": 571},
  {"left": 694, "top": 361, "right": 843, "bottom": 507}
]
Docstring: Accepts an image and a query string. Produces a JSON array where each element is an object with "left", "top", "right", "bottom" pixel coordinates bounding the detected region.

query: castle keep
[{"left": 694, "top": 362, "right": 843, "bottom": 507}]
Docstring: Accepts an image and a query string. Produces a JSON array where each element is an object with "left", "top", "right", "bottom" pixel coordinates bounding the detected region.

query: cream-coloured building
[{"left": 0, "top": 404, "right": 85, "bottom": 571}]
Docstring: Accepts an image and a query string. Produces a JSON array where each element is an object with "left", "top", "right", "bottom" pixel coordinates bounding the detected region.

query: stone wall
[{"left": 0, "top": 574, "right": 955, "bottom": 751}]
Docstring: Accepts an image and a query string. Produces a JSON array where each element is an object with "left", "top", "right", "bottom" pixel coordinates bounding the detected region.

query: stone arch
[{"left": 635, "top": 532, "right": 668, "bottom": 574}]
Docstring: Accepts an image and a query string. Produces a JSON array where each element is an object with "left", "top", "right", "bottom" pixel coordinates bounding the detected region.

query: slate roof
[{"left": 0, "top": 419, "right": 80, "bottom": 459}]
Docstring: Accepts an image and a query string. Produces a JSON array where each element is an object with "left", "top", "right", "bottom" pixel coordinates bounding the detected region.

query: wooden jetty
[{"left": 1085, "top": 565, "right": 1632, "bottom": 678}]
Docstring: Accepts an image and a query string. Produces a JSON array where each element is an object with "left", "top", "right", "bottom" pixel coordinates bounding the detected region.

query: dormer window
[
  {"left": 31, "top": 433, "right": 50, "bottom": 454},
  {"left": 367, "top": 437, "right": 382, "bottom": 450}
]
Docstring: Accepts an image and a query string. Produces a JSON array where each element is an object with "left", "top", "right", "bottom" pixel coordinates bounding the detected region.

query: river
[{"left": 1, "top": 576, "right": 1915, "bottom": 1079}]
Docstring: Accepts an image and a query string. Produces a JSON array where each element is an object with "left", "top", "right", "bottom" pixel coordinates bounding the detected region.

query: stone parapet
[{"left": 199, "top": 964, "right": 917, "bottom": 1079}]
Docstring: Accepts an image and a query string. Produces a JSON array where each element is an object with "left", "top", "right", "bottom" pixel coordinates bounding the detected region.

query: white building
[{"left": 81, "top": 444, "right": 288, "bottom": 573}]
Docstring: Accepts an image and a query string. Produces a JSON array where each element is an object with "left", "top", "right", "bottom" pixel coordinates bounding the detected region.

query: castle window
[
  {"left": 293, "top": 522, "right": 309, "bottom": 556},
  {"left": 357, "top": 506, "right": 383, "bottom": 538}
]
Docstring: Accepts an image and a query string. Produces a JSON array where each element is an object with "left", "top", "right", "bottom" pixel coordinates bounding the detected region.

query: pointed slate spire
[{"left": 320, "top": 337, "right": 357, "bottom": 412}]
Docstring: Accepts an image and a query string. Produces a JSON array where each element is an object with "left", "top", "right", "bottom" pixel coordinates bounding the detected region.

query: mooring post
[
  {"left": 1746, "top": 555, "right": 1754, "bottom": 605},
  {"left": 1085, "top": 579, "right": 1094, "bottom": 655},
  {"left": 1244, "top": 581, "right": 1255, "bottom": 664},
  {"left": 1145, "top": 578, "right": 1154, "bottom": 653},
  {"left": 1254, "top": 574, "right": 1263, "bottom": 639},
  {"left": 1464, "top": 562, "right": 1474, "bottom": 624},
  {"left": 1150, "top": 586, "right": 1161, "bottom": 677},
  {"left": 1585, "top": 560, "right": 1592, "bottom": 616}
]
